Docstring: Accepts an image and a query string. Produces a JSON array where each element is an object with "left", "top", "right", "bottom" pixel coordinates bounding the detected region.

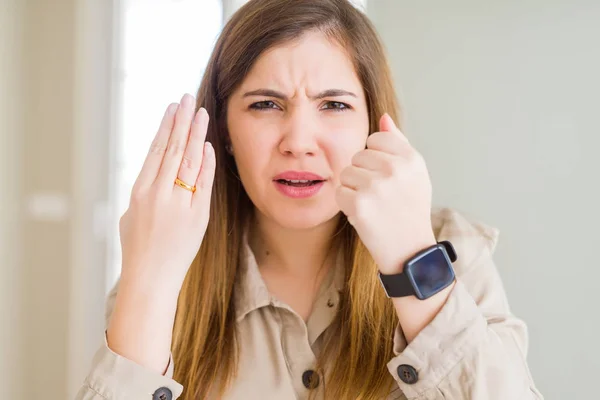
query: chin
[{"left": 267, "top": 204, "right": 339, "bottom": 231}]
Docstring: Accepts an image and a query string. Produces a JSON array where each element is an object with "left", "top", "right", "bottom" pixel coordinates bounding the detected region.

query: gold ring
[{"left": 174, "top": 177, "right": 196, "bottom": 193}]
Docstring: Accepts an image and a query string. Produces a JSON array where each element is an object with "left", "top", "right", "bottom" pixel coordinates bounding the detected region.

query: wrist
[
  {"left": 107, "top": 277, "right": 179, "bottom": 374},
  {"left": 377, "top": 235, "right": 437, "bottom": 275},
  {"left": 115, "top": 273, "right": 181, "bottom": 326},
  {"left": 120, "top": 263, "right": 184, "bottom": 300}
]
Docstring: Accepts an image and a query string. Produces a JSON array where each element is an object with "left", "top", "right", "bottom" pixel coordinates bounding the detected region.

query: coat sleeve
[
  {"left": 386, "top": 208, "right": 543, "bottom": 399},
  {"left": 74, "top": 280, "right": 184, "bottom": 400}
]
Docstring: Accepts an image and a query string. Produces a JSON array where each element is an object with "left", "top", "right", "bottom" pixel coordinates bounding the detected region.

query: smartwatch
[{"left": 378, "top": 241, "right": 457, "bottom": 300}]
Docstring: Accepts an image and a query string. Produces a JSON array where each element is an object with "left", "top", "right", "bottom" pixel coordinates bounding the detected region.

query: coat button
[
  {"left": 302, "top": 369, "right": 320, "bottom": 389},
  {"left": 152, "top": 387, "right": 173, "bottom": 400},
  {"left": 397, "top": 364, "right": 418, "bottom": 384}
]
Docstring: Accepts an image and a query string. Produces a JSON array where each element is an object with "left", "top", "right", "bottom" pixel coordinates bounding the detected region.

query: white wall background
[
  {"left": 1, "top": 0, "right": 597, "bottom": 399},
  {"left": 369, "top": 1, "right": 600, "bottom": 398},
  {"left": 0, "top": 0, "right": 24, "bottom": 398}
]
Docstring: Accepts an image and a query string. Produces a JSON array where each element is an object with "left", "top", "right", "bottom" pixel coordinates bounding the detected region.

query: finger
[
  {"left": 133, "top": 102, "right": 179, "bottom": 191},
  {"left": 192, "top": 142, "right": 216, "bottom": 208},
  {"left": 351, "top": 149, "right": 394, "bottom": 172},
  {"left": 173, "top": 107, "right": 209, "bottom": 199},
  {"left": 335, "top": 184, "right": 358, "bottom": 223},
  {"left": 339, "top": 165, "right": 373, "bottom": 191},
  {"left": 156, "top": 93, "right": 196, "bottom": 189},
  {"left": 366, "top": 131, "right": 408, "bottom": 156}
]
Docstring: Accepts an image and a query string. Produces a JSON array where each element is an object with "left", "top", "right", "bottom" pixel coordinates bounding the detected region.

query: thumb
[
  {"left": 379, "top": 113, "right": 409, "bottom": 143},
  {"left": 379, "top": 113, "right": 397, "bottom": 133}
]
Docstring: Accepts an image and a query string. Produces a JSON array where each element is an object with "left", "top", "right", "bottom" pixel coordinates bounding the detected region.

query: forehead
[{"left": 239, "top": 30, "right": 362, "bottom": 94}]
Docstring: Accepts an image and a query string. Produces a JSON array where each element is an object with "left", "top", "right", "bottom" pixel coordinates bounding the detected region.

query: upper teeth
[{"left": 287, "top": 179, "right": 311, "bottom": 183}]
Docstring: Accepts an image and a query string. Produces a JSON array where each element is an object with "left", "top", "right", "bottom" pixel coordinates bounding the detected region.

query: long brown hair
[{"left": 172, "top": 0, "right": 401, "bottom": 398}]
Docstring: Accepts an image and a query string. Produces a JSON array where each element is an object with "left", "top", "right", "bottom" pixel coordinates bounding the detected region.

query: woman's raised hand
[
  {"left": 106, "top": 94, "right": 216, "bottom": 373},
  {"left": 119, "top": 93, "right": 216, "bottom": 294}
]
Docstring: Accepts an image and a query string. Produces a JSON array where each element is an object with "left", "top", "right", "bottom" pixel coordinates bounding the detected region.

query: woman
[{"left": 77, "top": 0, "right": 542, "bottom": 399}]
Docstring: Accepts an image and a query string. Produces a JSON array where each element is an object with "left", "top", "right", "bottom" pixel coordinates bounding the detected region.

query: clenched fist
[{"left": 336, "top": 114, "right": 437, "bottom": 275}]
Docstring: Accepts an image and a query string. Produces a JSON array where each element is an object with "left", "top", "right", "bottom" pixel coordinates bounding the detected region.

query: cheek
[
  {"left": 322, "top": 126, "right": 368, "bottom": 175},
  {"left": 228, "top": 116, "right": 277, "bottom": 181}
]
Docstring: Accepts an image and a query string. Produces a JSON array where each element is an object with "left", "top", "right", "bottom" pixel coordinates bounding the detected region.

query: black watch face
[{"left": 409, "top": 248, "right": 455, "bottom": 299}]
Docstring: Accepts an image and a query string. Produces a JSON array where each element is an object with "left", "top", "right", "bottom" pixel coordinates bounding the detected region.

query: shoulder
[{"left": 431, "top": 207, "right": 500, "bottom": 274}]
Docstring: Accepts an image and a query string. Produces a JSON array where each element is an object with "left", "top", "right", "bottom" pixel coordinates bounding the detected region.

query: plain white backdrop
[
  {"left": 369, "top": 1, "right": 600, "bottom": 398},
  {"left": 1, "top": 0, "right": 596, "bottom": 399}
]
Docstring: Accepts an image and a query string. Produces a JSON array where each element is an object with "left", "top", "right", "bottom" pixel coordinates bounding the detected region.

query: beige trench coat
[{"left": 75, "top": 207, "right": 543, "bottom": 399}]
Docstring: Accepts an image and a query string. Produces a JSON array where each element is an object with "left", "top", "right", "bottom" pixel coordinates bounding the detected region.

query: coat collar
[{"left": 234, "top": 228, "right": 345, "bottom": 323}]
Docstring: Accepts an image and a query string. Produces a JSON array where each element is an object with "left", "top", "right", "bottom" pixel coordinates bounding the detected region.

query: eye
[
  {"left": 249, "top": 100, "right": 280, "bottom": 110},
  {"left": 322, "top": 101, "right": 351, "bottom": 112}
]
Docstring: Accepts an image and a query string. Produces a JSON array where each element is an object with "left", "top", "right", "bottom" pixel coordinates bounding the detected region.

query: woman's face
[{"left": 227, "top": 30, "right": 370, "bottom": 230}]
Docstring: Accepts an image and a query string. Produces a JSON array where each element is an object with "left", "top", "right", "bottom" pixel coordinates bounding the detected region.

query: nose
[{"left": 278, "top": 105, "right": 319, "bottom": 157}]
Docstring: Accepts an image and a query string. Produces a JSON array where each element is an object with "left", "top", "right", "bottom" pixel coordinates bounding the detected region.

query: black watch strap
[
  {"left": 439, "top": 240, "right": 458, "bottom": 262},
  {"left": 377, "top": 270, "right": 414, "bottom": 298}
]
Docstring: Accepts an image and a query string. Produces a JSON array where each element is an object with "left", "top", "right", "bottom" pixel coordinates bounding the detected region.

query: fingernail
[
  {"left": 204, "top": 141, "right": 214, "bottom": 157},
  {"left": 193, "top": 107, "right": 205, "bottom": 124},
  {"left": 167, "top": 103, "right": 179, "bottom": 115},
  {"left": 181, "top": 93, "right": 193, "bottom": 107}
]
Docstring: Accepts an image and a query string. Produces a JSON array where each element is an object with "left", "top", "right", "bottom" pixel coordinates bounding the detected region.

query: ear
[{"left": 224, "top": 137, "right": 234, "bottom": 155}]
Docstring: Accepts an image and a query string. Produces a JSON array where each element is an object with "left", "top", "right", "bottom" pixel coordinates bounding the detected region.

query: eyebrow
[{"left": 242, "top": 88, "right": 358, "bottom": 100}]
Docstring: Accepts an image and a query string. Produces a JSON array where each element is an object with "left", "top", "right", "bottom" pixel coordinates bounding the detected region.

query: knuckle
[
  {"left": 405, "top": 147, "right": 420, "bottom": 161},
  {"left": 118, "top": 211, "right": 131, "bottom": 233},
  {"left": 197, "top": 174, "right": 214, "bottom": 190},
  {"left": 196, "top": 178, "right": 207, "bottom": 190},
  {"left": 129, "top": 187, "right": 145, "bottom": 205},
  {"left": 180, "top": 154, "right": 197, "bottom": 170},
  {"left": 196, "top": 182, "right": 206, "bottom": 191},
  {"left": 339, "top": 167, "right": 352, "bottom": 182},
  {"left": 167, "top": 139, "right": 186, "bottom": 156},
  {"left": 382, "top": 158, "right": 397, "bottom": 176},
  {"left": 197, "top": 166, "right": 216, "bottom": 190},
  {"left": 351, "top": 151, "right": 364, "bottom": 165},
  {"left": 149, "top": 141, "right": 167, "bottom": 156},
  {"left": 339, "top": 171, "right": 348, "bottom": 184},
  {"left": 407, "top": 151, "right": 426, "bottom": 170},
  {"left": 366, "top": 135, "right": 377, "bottom": 148},
  {"left": 362, "top": 176, "right": 376, "bottom": 191}
]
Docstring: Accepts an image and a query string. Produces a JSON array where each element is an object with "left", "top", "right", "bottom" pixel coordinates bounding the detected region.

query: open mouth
[{"left": 275, "top": 179, "right": 324, "bottom": 187}]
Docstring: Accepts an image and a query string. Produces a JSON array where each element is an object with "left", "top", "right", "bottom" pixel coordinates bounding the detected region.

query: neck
[{"left": 248, "top": 210, "right": 341, "bottom": 280}]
